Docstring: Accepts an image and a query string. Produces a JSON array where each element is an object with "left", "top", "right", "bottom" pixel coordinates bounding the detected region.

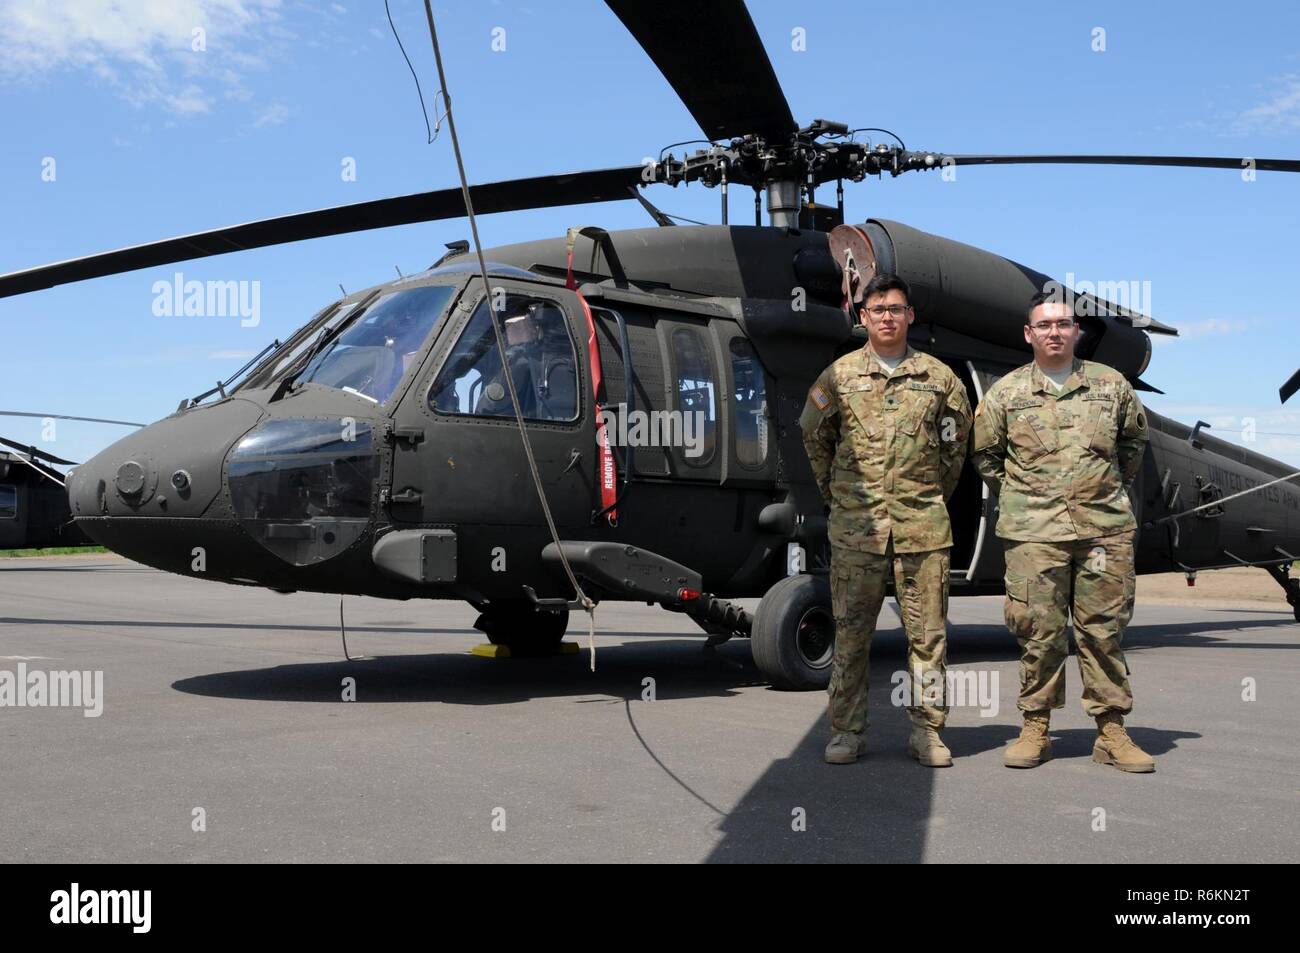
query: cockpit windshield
[
  {"left": 236, "top": 299, "right": 364, "bottom": 393},
  {"left": 288, "top": 283, "right": 456, "bottom": 405}
]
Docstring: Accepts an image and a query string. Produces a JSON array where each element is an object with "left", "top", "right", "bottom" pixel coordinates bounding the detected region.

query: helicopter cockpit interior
[
  {"left": 429, "top": 295, "right": 579, "bottom": 423},
  {"left": 293, "top": 283, "right": 457, "bottom": 405}
]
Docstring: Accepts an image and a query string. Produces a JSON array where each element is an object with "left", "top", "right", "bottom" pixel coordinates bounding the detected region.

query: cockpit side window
[{"left": 428, "top": 294, "right": 579, "bottom": 423}]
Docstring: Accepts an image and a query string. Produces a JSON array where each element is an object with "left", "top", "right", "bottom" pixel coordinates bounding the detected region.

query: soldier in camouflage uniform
[
  {"left": 800, "top": 274, "right": 971, "bottom": 767},
  {"left": 973, "top": 290, "right": 1154, "bottom": 773}
]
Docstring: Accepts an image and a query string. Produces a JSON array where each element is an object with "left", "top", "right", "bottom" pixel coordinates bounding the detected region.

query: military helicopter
[
  {"left": 0, "top": 443, "right": 84, "bottom": 551},
  {"left": 0, "top": 413, "right": 143, "bottom": 551},
  {"left": 3, "top": 1, "right": 1299, "bottom": 689}
]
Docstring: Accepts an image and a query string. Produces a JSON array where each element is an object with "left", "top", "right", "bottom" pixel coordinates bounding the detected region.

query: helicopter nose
[
  {"left": 67, "top": 398, "right": 266, "bottom": 565},
  {"left": 69, "top": 398, "right": 265, "bottom": 521},
  {"left": 68, "top": 398, "right": 386, "bottom": 588}
]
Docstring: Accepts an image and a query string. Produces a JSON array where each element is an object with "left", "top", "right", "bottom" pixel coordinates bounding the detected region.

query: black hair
[
  {"left": 1027, "top": 289, "right": 1057, "bottom": 324},
  {"left": 860, "top": 273, "right": 911, "bottom": 307}
]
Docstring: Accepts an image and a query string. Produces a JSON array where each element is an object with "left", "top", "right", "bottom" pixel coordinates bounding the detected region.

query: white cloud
[
  {"left": 1236, "top": 74, "right": 1300, "bottom": 133},
  {"left": 1171, "top": 317, "right": 1262, "bottom": 339},
  {"left": 0, "top": 0, "right": 284, "bottom": 116},
  {"left": 252, "top": 100, "right": 289, "bottom": 127},
  {"left": 1152, "top": 316, "right": 1268, "bottom": 347}
]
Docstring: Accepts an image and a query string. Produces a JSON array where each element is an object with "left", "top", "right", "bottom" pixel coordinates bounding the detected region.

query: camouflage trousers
[
  {"left": 1002, "top": 530, "right": 1135, "bottom": 717},
  {"left": 828, "top": 542, "right": 951, "bottom": 733}
]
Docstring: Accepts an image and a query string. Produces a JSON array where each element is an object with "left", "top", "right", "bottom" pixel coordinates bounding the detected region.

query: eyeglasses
[
  {"left": 864, "top": 305, "right": 911, "bottom": 318},
  {"left": 1029, "top": 319, "right": 1076, "bottom": 332}
]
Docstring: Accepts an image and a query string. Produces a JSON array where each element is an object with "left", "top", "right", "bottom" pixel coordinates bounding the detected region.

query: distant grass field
[{"left": 0, "top": 546, "right": 108, "bottom": 558}]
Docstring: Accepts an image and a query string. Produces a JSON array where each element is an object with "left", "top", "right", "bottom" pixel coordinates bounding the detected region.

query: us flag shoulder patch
[{"left": 811, "top": 385, "right": 830, "bottom": 411}]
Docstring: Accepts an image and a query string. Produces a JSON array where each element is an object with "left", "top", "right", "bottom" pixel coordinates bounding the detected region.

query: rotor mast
[{"left": 765, "top": 180, "right": 801, "bottom": 229}]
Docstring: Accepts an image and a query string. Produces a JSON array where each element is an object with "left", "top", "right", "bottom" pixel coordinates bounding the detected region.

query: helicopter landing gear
[
  {"left": 1263, "top": 562, "right": 1300, "bottom": 622},
  {"left": 751, "top": 573, "right": 835, "bottom": 691},
  {"left": 472, "top": 600, "right": 571, "bottom": 656}
]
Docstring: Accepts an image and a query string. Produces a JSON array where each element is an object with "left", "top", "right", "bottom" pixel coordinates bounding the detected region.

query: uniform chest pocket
[
  {"left": 896, "top": 383, "right": 941, "bottom": 438},
  {"left": 1007, "top": 400, "right": 1057, "bottom": 457},
  {"left": 1083, "top": 394, "right": 1118, "bottom": 455},
  {"left": 844, "top": 387, "right": 883, "bottom": 439}
]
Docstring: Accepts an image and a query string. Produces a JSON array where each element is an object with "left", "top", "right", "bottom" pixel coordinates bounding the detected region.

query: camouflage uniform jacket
[
  {"left": 800, "top": 344, "right": 971, "bottom": 554},
  {"left": 972, "top": 358, "right": 1149, "bottom": 542}
]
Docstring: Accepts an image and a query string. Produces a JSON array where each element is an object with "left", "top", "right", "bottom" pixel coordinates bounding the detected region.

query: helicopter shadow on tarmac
[
  {"left": 166, "top": 616, "right": 1009, "bottom": 705},
  {"left": 0, "top": 616, "right": 478, "bottom": 638},
  {"left": 171, "top": 636, "right": 770, "bottom": 706},
  {"left": 1123, "top": 616, "right": 1300, "bottom": 650},
  {"left": 165, "top": 607, "right": 1299, "bottom": 706}
]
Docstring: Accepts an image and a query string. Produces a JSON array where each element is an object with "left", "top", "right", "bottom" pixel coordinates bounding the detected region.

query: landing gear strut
[{"left": 1264, "top": 562, "right": 1300, "bottom": 622}]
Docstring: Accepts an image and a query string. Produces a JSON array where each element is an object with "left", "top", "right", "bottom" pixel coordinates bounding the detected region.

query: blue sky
[{"left": 2, "top": 0, "right": 1299, "bottom": 467}]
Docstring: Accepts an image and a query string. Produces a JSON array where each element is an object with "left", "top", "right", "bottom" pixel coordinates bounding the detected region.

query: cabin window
[
  {"left": 0, "top": 485, "right": 16, "bottom": 520},
  {"left": 429, "top": 294, "right": 579, "bottom": 423},
  {"left": 590, "top": 306, "right": 671, "bottom": 476},
  {"left": 729, "top": 338, "right": 768, "bottom": 467},
  {"left": 671, "top": 327, "right": 717, "bottom": 465}
]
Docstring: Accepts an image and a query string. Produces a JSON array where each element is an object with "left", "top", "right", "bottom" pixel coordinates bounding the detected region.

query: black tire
[
  {"left": 751, "top": 573, "right": 835, "bottom": 690},
  {"left": 474, "top": 601, "right": 570, "bottom": 655}
]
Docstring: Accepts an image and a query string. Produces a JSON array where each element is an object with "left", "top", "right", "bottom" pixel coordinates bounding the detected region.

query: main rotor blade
[
  {"left": 0, "top": 166, "right": 645, "bottom": 299},
  {"left": 3, "top": 453, "right": 66, "bottom": 486},
  {"left": 0, "top": 437, "right": 79, "bottom": 467},
  {"left": 942, "top": 154, "right": 1300, "bottom": 173},
  {"left": 0, "top": 410, "right": 145, "bottom": 428},
  {"left": 1281, "top": 368, "right": 1300, "bottom": 404},
  {"left": 606, "top": 0, "right": 795, "bottom": 141}
]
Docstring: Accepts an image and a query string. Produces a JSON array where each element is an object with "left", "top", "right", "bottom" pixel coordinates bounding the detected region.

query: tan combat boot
[
  {"left": 824, "top": 731, "right": 867, "bottom": 764},
  {"left": 1093, "top": 712, "right": 1155, "bottom": 773},
  {"left": 1004, "top": 711, "right": 1052, "bottom": 768},
  {"left": 907, "top": 725, "right": 953, "bottom": 767},
  {"left": 907, "top": 719, "right": 953, "bottom": 767}
]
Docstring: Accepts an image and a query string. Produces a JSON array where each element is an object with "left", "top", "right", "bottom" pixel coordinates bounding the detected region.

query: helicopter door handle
[
  {"left": 391, "top": 426, "right": 425, "bottom": 446},
  {"left": 562, "top": 448, "right": 582, "bottom": 474},
  {"left": 390, "top": 488, "right": 423, "bottom": 505}
]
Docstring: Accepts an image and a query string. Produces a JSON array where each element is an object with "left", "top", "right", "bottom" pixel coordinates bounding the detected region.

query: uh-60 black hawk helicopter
[{"left": 4, "top": 1, "right": 1299, "bottom": 690}]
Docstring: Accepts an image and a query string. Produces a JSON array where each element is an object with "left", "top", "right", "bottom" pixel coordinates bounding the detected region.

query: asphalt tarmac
[{"left": 2, "top": 555, "right": 1296, "bottom": 863}]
